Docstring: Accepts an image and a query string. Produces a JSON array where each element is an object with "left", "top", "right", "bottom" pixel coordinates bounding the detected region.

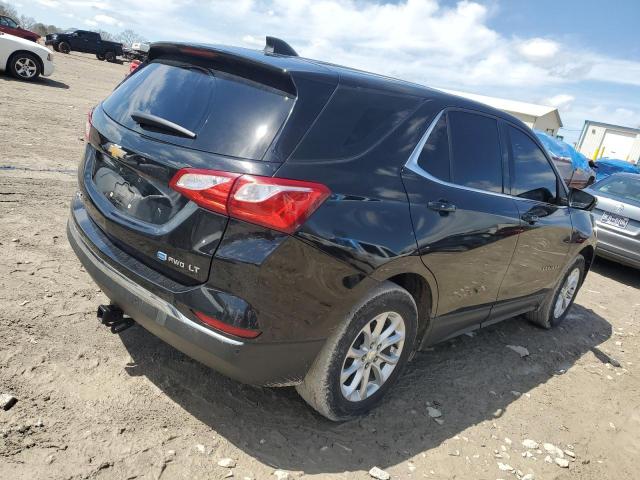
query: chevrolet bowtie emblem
[{"left": 107, "top": 143, "right": 126, "bottom": 159}]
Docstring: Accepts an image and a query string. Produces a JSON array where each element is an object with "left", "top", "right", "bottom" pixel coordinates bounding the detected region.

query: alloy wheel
[
  {"left": 15, "top": 57, "right": 37, "bottom": 79},
  {"left": 554, "top": 267, "right": 580, "bottom": 318},
  {"left": 340, "top": 311, "right": 405, "bottom": 402}
]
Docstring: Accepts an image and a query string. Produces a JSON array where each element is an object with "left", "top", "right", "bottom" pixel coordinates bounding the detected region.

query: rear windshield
[{"left": 102, "top": 60, "right": 295, "bottom": 160}]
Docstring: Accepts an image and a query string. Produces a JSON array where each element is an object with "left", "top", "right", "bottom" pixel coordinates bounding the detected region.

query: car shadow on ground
[
  {"left": 590, "top": 256, "right": 640, "bottom": 289},
  {"left": 119, "top": 304, "right": 611, "bottom": 474},
  {"left": 37, "top": 77, "right": 70, "bottom": 89},
  {"left": 0, "top": 74, "right": 69, "bottom": 89}
]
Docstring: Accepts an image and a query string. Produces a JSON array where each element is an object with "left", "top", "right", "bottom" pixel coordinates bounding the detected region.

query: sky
[{"left": 8, "top": 0, "right": 640, "bottom": 144}]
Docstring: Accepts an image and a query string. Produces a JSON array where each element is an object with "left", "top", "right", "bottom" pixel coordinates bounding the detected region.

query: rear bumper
[{"left": 67, "top": 195, "right": 325, "bottom": 386}]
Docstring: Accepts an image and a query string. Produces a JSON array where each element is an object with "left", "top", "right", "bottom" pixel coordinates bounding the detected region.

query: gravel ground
[{"left": 1, "top": 51, "right": 639, "bottom": 480}]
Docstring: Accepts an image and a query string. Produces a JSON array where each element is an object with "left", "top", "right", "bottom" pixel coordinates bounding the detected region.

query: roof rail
[{"left": 264, "top": 36, "right": 298, "bottom": 56}]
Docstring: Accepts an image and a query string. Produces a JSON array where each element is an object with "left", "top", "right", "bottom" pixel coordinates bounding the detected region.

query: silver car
[{"left": 586, "top": 173, "right": 640, "bottom": 269}]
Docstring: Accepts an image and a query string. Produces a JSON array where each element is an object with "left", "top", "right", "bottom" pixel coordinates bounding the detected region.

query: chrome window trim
[{"left": 405, "top": 108, "right": 569, "bottom": 207}]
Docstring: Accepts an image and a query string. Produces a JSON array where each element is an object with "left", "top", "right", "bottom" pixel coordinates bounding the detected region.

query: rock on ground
[
  {"left": 218, "top": 458, "right": 237, "bottom": 468},
  {"left": 369, "top": 466, "right": 390, "bottom": 480},
  {"left": 506, "top": 345, "right": 530, "bottom": 357},
  {"left": 0, "top": 394, "right": 17, "bottom": 411}
]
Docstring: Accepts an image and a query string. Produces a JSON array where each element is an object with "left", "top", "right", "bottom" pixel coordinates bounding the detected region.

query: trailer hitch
[{"left": 97, "top": 304, "right": 135, "bottom": 333}]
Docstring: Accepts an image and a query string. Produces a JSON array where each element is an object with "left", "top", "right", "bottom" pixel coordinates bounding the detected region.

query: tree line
[{"left": 0, "top": 1, "right": 145, "bottom": 45}]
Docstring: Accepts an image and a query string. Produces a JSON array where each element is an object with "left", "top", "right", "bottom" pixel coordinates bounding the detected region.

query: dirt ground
[{"left": 1, "top": 51, "right": 639, "bottom": 480}]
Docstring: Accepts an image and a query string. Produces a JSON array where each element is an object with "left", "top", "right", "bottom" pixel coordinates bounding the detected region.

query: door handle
[
  {"left": 521, "top": 212, "right": 539, "bottom": 224},
  {"left": 428, "top": 200, "right": 456, "bottom": 213}
]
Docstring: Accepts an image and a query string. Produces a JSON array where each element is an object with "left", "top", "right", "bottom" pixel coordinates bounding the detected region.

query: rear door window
[
  {"left": 102, "top": 60, "right": 294, "bottom": 160},
  {"left": 509, "top": 126, "right": 559, "bottom": 203},
  {"left": 448, "top": 110, "right": 503, "bottom": 193}
]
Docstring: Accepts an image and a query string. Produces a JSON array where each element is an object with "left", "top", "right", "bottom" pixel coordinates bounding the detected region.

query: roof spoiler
[
  {"left": 148, "top": 42, "right": 297, "bottom": 96},
  {"left": 264, "top": 36, "right": 298, "bottom": 57}
]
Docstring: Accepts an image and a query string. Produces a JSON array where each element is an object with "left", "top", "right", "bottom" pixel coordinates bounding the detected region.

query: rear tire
[
  {"left": 58, "top": 41, "right": 70, "bottom": 54},
  {"left": 296, "top": 282, "right": 418, "bottom": 421},
  {"left": 96, "top": 53, "right": 105, "bottom": 61},
  {"left": 526, "top": 255, "right": 585, "bottom": 329},
  {"left": 105, "top": 51, "right": 116, "bottom": 62},
  {"left": 9, "top": 52, "right": 41, "bottom": 81}
]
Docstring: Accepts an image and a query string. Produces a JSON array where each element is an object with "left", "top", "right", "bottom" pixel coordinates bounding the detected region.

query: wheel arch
[
  {"left": 7, "top": 50, "right": 44, "bottom": 75},
  {"left": 578, "top": 244, "right": 595, "bottom": 274},
  {"left": 369, "top": 257, "right": 439, "bottom": 350}
]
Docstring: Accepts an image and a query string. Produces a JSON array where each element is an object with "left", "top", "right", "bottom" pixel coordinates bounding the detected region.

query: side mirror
[{"left": 568, "top": 188, "right": 597, "bottom": 211}]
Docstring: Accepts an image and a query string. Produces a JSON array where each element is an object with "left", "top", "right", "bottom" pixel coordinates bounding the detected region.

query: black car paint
[{"left": 68, "top": 41, "right": 596, "bottom": 386}]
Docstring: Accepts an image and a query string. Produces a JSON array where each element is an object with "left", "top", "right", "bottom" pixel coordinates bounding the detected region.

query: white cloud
[
  {"left": 518, "top": 38, "right": 559, "bottom": 59},
  {"left": 68, "top": 1, "right": 111, "bottom": 8},
  {"left": 93, "top": 13, "right": 123, "bottom": 27},
  {"left": 25, "top": 0, "right": 640, "bottom": 116},
  {"left": 36, "top": 0, "right": 60, "bottom": 7},
  {"left": 545, "top": 94, "right": 575, "bottom": 109}
]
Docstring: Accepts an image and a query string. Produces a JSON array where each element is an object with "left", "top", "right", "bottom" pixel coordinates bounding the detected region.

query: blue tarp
[
  {"left": 534, "top": 131, "right": 591, "bottom": 172},
  {"left": 593, "top": 158, "right": 640, "bottom": 182}
]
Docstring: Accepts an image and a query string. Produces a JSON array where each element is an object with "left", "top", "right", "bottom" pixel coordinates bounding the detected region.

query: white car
[{"left": 0, "top": 31, "right": 54, "bottom": 81}]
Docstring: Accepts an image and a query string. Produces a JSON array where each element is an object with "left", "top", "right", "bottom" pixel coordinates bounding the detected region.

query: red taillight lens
[
  {"left": 129, "top": 60, "right": 141, "bottom": 74},
  {"left": 169, "top": 169, "right": 241, "bottom": 215},
  {"left": 85, "top": 108, "right": 94, "bottom": 141},
  {"left": 169, "top": 169, "right": 331, "bottom": 234},
  {"left": 228, "top": 176, "right": 331, "bottom": 234},
  {"left": 194, "top": 311, "right": 261, "bottom": 339}
]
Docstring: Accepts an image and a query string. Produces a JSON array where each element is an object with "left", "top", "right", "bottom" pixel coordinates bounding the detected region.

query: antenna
[{"left": 264, "top": 36, "right": 298, "bottom": 56}]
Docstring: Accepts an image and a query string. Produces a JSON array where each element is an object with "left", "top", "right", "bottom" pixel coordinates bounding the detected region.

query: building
[
  {"left": 576, "top": 120, "right": 640, "bottom": 164},
  {"left": 437, "top": 88, "right": 563, "bottom": 136}
]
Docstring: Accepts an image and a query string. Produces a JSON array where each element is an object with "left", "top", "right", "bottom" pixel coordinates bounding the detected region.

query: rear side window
[
  {"left": 509, "top": 126, "right": 558, "bottom": 203},
  {"left": 102, "top": 60, "right": 294, "bottom": 160},
  {"left": 448, "top": 111, "right": 503, "bottom": 193},
  {"left": 293, "top": 86, "right": 420, "bottom": 160},
  {"left": 417, "top": 113, "right": 450, "bottom": 181}
]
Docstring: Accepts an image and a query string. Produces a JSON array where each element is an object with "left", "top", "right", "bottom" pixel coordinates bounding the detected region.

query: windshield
[{"left": 593, "top": 175, "right": 640, "bottom": 203}]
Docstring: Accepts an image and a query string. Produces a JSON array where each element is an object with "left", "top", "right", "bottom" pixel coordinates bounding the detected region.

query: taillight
[
  {"left": 85, "top": 107, "right": 94, "bottom": 141},
  {"left": 169, "top": 169, "right": 331, "bottom": 234},
  {"left": 228, "top": 175, "right": 330, "bottom": 234},
  {"left": 169, "top": 169, "right": 240, "bottom": 215},
  {"left": 194, "top": 311, "right": 261, "bottom": 339}
]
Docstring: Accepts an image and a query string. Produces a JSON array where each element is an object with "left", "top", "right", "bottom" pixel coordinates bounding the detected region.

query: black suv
[{"left": 68, "top": 38, "right": 597, "bottom": 420}]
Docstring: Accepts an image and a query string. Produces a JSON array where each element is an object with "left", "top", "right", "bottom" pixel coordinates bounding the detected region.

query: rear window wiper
[{"left": 131, "top": 111, "right": 196, "bottom": 139}]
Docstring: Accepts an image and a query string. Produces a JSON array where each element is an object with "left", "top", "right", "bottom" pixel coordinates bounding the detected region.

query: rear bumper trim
[{"left": 68, "top": 217, "right": 243, "bottom": 347}]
